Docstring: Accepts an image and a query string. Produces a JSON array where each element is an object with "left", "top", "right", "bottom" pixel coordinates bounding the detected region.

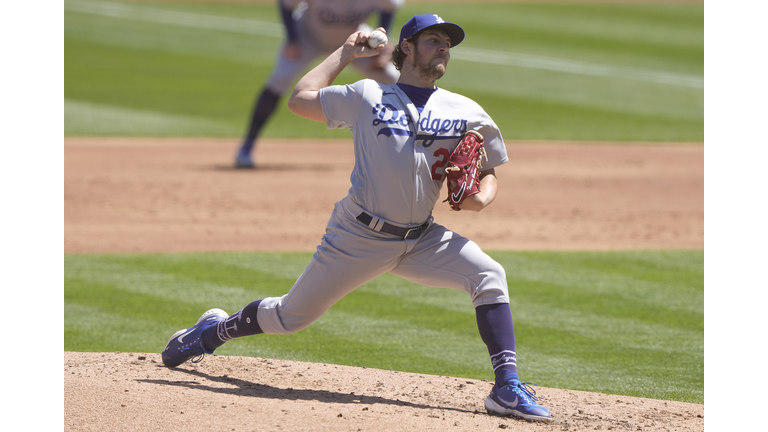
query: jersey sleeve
[
  {"left": 475, "top": 116, "right": 508, "bottom": 170},
  {"left": 319, "top": 80, "right": 367, "bottom": 130},
  {"left": 466, "top": 104, "right": 508, "bottom": 170}
]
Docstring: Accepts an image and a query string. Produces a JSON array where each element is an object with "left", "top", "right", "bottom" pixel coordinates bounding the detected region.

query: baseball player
[
  {"left": 235, "top": 0, "right": 403, "bottom": 169},
  {"left": 165, "top": 14, "right": 552, "bottom": 422}
]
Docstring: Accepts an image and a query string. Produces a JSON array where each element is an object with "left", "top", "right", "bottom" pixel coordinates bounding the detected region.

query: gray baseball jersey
[
  {"left": 255, "top": 79, "right": 510, "bottom": 335},
  {"left": 321, "top": 79, "right": 508, "bottom": 224}
]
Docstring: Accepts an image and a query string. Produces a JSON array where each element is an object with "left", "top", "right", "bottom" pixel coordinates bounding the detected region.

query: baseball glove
[{"left": 443, "top": 130, "right": 487, "bottom": 211}]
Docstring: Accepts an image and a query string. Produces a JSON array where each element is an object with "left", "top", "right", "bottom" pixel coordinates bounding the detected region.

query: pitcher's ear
[{"left": 401, "top": 41, "right": 412, "bottom": 55}]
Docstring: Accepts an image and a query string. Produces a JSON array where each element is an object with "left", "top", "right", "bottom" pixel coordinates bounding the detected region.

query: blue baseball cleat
[
  {"left": 484, "top": 381, "right": 553, "bottom": 422},
  {"left": 162, "top": 308, "right": 228, "bottom": 367},
  {"left": 234, "top": 147, "right": 255, "bottom": 169}
]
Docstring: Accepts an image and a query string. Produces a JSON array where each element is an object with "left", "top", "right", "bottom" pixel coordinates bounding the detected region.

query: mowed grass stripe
[
  {"left": 65, "top": 1, "right": 703, "bottom": 141},
  {"left": 65, "top": 301, "right": 178, "bottom": 353},
  {"left": 66, "top": 0, "right": 701, "bottom": 84},
  {"left": 64, "top": 262, "right": 492, "bottom": 377},
  {"left": 358, "top": 277, "right": 701, "bottom": 356},
  {"left": 63, "top": 255, "right": 483, "bottom": 336},
  {"left": 262, "top": 309, "right": 489, "bottom": 374},
  {"left": 451, "top": 49, "right": 701, "bottom": 88},
  {"left": 64, "top": 251, "right": 703, "bottom": 349},
  {"left": 521, "top": 345, "right": 702, "bottom": 403},
  {"left": 425, "top": 2, "right": 703, "bottom": 70},
  {"left": 63, "top": 40, "right": 260, "bottom": 120},
  {"left": 188, "top": 252, "right": 317, "bottom": 280},
  {"left": 496, "top": 251, "right": 702, "bottom": 311},
  {"left": 65, "top": 0, "right": 282, "bottom": 37},
  {"left": 64, "top": 255, "right": 277, "bottom": 310},
  {"left": 447, "top": 62, "right": 702, "bottom": 122},
  {"left": 64, "top": 8, "right": 278, "bottom": 66},
  {"left": 460, "top": 92, "right": 702, "bottom": 142},
  {"left": 512, "top": 299, "right": 702, "bottom": 355},
  {"left": 507, "top": 275, "right": 701, "bottom": 332},
  {"left": 64, "top": 251, "right": 703, "bottom": 403},
  {"left": 357, "top": 252, "right": 703, "bottom": 331},
  {"left": 64, "top": 99, "right": 233, "bottom": 136}
]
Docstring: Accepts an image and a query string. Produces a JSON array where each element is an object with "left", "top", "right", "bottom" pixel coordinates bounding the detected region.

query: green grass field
[
  {"left": 64, "top": 0, "right": 703, "bottom": 141},
  {"left": 64, "top": 250, "right": 703, "bottom": 404},
  {"left": 63, "top": 0, "right": 704, "bottom": 406}
]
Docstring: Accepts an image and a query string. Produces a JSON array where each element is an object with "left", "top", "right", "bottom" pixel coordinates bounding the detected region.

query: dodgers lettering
[
  {"left": 418, "top": 110, "right": 467, "bottom": 135},
  {"left": 418, "top": 110, "right": 467, "bottom": 147},
  {"left": 372, "top": 103, "right": 411, "bottom": 127},
  {"left": 372, "top": 103, "right": 413, "bottom": 138}
]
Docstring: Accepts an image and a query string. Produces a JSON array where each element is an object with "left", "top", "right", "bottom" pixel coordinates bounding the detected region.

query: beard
[{"left": 413, "top": 49, "right": 447, "bottom": 82}]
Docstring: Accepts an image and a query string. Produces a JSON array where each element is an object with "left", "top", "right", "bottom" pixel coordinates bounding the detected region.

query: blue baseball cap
[{"left": 398, "top": 14, "right": 465, "bottom": 47}]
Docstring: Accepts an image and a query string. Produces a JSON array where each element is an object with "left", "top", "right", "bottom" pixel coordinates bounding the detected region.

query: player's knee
[
  {"left": 470, "top": 261, "right": 509, "bottom": 305},
  {"left": 256, "top": 296, "right": 329, "bottom": 335},
  {"left": 481, "top": 259, "right": 507, "bottom": 288}
]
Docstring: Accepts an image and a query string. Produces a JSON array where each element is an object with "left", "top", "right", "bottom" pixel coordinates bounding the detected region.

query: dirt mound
[{"left": 64, "top": 352, "right": 703, "bottom": 432}]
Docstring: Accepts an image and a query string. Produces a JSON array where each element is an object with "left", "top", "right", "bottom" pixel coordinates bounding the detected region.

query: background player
[
  {"left": 235, "top": 0, "right": 404, "bottom": 168},
  {"left": 165, "top": 14, "right": 552, "bottom": 422}
]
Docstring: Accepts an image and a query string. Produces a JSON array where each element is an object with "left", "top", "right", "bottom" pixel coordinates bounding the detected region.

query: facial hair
[{"left": 413, "top": 48, "right": 446, "bottom": 82}]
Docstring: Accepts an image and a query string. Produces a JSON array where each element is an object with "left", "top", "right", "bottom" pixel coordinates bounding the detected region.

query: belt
[{"left": 356, "top": 212, "right": 430, "bottom": 240}]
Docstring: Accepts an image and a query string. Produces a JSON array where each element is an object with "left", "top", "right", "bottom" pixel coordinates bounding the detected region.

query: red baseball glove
[{"left": 443, "top": 130, "right": 487, "bottom": 211}]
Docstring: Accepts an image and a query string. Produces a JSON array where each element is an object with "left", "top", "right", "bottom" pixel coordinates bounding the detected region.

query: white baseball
[{"left": 367, "top": 30, "right": 388, "bottom": 48}]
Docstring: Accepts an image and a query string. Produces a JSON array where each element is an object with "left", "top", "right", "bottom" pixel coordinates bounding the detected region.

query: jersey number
[{"left": 430, "top": 148, "right": 450, "bottom": 180}]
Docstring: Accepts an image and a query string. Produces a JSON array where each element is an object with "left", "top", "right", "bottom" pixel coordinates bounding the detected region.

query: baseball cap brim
[
  {"left": 399, "top": 15, "right": 466, "bottom": 47},
  {"left": 426, "top": 23, "right": 465, "bottom": 47}
]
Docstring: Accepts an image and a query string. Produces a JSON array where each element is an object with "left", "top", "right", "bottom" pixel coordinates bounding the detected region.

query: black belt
[{"left": 356, "top": 212, "right": 430, "bottom": 240}]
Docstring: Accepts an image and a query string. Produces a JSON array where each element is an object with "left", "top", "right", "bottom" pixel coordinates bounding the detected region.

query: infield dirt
[{"left": 64, "top": 138, "right": 704, "bottom": 431}]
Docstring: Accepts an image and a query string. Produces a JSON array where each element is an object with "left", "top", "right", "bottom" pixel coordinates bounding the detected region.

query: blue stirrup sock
[
  {"left": 476, "top": 302, "right": 520, "bottom": 388},
  {"left": 202, "top": 300, "right": 264, "bottom": 351}
]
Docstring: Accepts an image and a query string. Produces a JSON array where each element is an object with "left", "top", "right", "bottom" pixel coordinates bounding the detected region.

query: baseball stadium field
[{"left": 64, "top": 1, "right": 704, "bottom": 431}]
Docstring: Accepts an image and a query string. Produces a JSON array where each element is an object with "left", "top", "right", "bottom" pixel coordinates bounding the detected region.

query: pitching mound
[{"left": 64, "top": 352, "right": 703, "bottom": 431}]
